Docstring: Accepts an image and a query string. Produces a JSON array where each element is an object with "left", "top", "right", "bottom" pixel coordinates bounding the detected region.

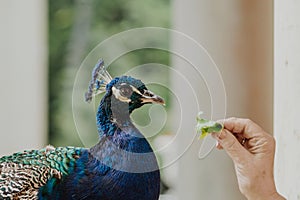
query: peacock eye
[{"left": 119, "top": 85, "right": 132, "bottom": 97}]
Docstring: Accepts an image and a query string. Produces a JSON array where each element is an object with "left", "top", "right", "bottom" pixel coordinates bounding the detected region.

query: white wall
[
  {"left": 274, "top": 0, "right": 300, "bottom": 198},
  {"left": 0, "top": 0, "right": 48, "bottom": 155}
]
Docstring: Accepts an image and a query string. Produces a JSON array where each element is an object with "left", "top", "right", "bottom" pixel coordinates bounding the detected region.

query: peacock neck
[
  {"left": 91, "top": 93, "right": 158, "bottom": 173},
  {"left": 95, "top": 93, "right": 153, "bottom": 153},
  {"left": 96, "top": 93, "right": 131, "bottom": 136}
]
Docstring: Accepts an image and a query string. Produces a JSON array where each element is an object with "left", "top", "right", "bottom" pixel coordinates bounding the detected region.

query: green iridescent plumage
[
  {"left": 0, "top": 145, "right": 82, "bottom": 199},
  {"left": 0, "top": 146, "right": 81, "bottom": 174}
]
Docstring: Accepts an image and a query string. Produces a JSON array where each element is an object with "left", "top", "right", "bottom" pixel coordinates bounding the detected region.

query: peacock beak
[{"left": 141, "top": 90, "right": 165, "bottom": 105}]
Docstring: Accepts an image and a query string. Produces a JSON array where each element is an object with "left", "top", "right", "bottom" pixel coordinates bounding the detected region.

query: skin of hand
[{"left": 211, "top": 118, "right": 285, "bottom": 200}]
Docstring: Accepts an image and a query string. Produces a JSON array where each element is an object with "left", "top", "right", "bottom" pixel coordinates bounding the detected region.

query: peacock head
[{"left": 85, "top": 59, "right": 165, "bottom": 115}]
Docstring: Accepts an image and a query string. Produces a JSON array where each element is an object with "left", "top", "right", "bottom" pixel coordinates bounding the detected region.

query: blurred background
[{"left": 0, "top": 0, "right": 299, "bottom": 199}]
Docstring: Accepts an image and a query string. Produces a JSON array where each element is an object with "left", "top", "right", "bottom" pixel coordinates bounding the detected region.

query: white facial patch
[
  {"left": 130, "top": 85, "right": 142, "bottom": 95},
  {"left": 112, "top": 86, "right": 131, "bottom": 103}
]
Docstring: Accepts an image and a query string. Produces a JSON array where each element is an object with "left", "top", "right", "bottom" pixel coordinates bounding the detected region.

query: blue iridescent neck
[
  {"left": 96, "top": 92, "right": 116, "bottom": 137},
  {"left": 95, "top": 92, "right": 153, "bottom": 154},
  {"left": 96, "top": 91, "right": 136, "bottom": 136}
]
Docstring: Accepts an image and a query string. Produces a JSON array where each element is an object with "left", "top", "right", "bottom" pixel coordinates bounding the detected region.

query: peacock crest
[{"left": 84, "top": 59, "right": 113, "bottom": 103}]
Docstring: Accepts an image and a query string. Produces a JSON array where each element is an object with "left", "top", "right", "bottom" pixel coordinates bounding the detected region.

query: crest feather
[{"left": 85, "top": 59, "right": 112, "bottom": 103}]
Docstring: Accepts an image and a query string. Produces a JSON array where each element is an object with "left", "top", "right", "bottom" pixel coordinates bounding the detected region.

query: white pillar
[
  {"left": 274, "top": 0, "right": 300, "bottom": 198},
  {"left": 0, "top": 0, "right": 48, "bottom": 155}
]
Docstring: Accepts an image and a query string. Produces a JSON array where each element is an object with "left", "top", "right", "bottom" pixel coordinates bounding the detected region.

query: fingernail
[
  {"left": 215, "top": 141, "right": 223, "bottom": 150},
  {"left": 215, "top": 140, "right": 219, "bottom": 147}
]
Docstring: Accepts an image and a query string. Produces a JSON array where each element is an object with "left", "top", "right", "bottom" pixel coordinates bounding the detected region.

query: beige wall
[
  {"left": 171, "top": 0, "right": 273, "bottom": 199},
  {"left": 0, "top": 0, "right": 48, "bottom": 155},
  {"left": 274, "top": 0, "right": 300, "bottom": 198}
]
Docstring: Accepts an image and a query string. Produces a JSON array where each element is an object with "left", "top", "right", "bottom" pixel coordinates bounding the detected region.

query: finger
[
  {"left": 211, "top": 133, "right": 223, "bottom": 149},
  {"left": 222, "top": 118, "right": 264, "bottom": 138},
  {"left": 216, "top": 129, "right": 250, "bottom": 163},
  {"left": 212, "top": 131, "right": 247, "bottom": 147}
]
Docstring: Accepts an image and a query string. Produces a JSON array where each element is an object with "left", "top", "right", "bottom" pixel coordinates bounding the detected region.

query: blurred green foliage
[{"left": 49, "top": 0, "right": 171, "bottom": 147}]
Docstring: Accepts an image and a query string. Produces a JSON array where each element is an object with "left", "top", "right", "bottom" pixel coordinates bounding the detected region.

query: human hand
[{"left": 212, "top": 118, "right": 285, "bottom": 200}]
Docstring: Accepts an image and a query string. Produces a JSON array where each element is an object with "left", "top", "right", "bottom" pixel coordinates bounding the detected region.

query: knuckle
[
  {"left": 228, "top": 117, "right": 238, "bottom": 122},
  {"left": 244, "top": 118, "right": 253, "bottom": 125}
]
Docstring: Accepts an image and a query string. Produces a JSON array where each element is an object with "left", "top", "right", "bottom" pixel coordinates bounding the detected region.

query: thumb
[{"left": 215, "top": 129, "right": 249, "bottom": 163}]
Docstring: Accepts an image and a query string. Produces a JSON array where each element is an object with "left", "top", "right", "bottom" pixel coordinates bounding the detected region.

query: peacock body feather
[
  {"left": 0, "top": 146, "right": 82, "bottom": 199},
  {"left": 0, "top": 60, "right": 163, "bottom": 200}
]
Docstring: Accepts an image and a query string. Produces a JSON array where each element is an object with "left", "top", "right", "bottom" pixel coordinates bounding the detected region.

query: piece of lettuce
[{"left": 196, "top": 112, "right": 223, "bottom": 139}]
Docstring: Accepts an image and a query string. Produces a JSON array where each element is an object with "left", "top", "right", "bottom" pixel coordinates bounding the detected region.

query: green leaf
[{"left": 196, "top": 112, "right": 223, "bottom": 139}]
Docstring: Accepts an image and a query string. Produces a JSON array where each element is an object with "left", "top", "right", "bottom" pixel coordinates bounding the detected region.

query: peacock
[{"left": 0, "top": 59, "right": 164, "bottom": 200}]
